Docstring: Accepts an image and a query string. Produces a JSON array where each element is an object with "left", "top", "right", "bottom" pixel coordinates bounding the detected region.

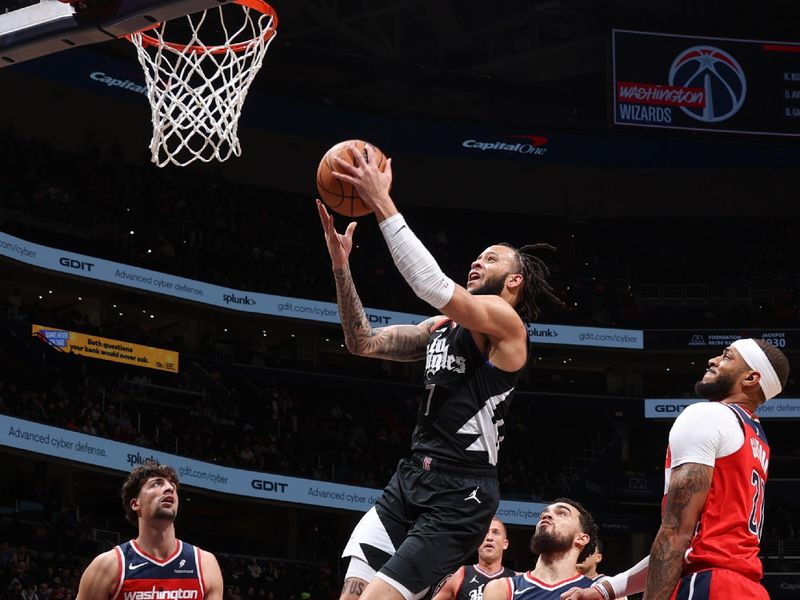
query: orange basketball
[{"left": 316, "top": 140, "right": 388, "bottom": 217}]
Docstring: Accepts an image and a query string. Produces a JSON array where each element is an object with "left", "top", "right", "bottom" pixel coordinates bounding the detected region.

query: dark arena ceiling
[{"left": 249, "top": 0, "right": 800, "bottom": 129}]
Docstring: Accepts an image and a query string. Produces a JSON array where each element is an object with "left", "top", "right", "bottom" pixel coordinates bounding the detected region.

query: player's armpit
[
  {"left": 442, "top": 287, "right": 527, "bottom": 340},
  {"left": 644, "top": 462, "right": 712, "bottom": 600},
  {"left": 441, "top": 289, "right": 528, "bottom": 370},
  {"left": 76, "top": 550, "right": 119, "bottom": 600},
  {"left": 199, "top": 550, "right": 224, "bottom": 600}
]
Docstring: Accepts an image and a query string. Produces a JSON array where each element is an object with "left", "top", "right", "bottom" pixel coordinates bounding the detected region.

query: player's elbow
[
  {"left": 344, "top": 338, "right": 361, "bottom": 355},
  {"left": 345, "top": 339, "right": 372, "bottom": 357},
  {"left": 658, "top": 525, "right": 694, "bottom": 550}
]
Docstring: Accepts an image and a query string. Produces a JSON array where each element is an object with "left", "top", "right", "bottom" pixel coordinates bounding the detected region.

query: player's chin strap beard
[{"left": 731, "top": 338, "right": 782, "bottom": 401}]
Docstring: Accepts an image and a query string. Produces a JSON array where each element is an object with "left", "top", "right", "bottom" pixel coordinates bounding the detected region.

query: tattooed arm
[
  {"left": 334, "top": 263, "right": 438, "bottom": 361},
  {"left": 643, "top": 462, "right": 712, "bottom": 600},
  {"left": 318, "top": 199, "right": 436, "bottom": 362}
]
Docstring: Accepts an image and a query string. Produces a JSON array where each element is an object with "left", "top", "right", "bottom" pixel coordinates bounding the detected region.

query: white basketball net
[{"left": 128, "top": 2, "right": 277, "bottom": 167}]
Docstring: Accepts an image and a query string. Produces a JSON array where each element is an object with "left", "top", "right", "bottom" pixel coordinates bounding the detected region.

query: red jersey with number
[{"left": 663, "top": 403, "right": 768, "bottom": 581}]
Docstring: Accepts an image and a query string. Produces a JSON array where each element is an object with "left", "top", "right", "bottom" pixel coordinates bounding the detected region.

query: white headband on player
[{"left": 731, "top": 338, "right": 782, "bottom": 401}]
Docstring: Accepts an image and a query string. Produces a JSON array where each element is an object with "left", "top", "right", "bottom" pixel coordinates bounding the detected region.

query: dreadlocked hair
[{"left": 498, "top": 242, "right": 565, "bottom": 322}]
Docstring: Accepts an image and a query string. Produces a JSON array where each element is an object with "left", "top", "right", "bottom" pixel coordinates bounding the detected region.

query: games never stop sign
[{"left": 612, "top": 30, "right": 800, "bottom": 136}]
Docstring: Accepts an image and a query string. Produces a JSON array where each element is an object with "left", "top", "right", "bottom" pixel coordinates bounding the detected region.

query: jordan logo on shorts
[{"left": 464, "top": 487, "right": 481, "bottom": 503}]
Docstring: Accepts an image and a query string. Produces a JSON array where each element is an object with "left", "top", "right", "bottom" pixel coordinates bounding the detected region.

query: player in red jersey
[
  {"left": 561, "top": 338, "right": 790, "bottom": 600},
  {"left": 76, "top": 461, "right": 223, "bottom": 600}
]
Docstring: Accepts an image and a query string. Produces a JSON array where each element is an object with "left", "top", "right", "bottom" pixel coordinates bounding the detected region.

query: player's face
[
  {"left": 477, "top": 519, "right": 509, "bottom": 563},
  {"left": 132, "top": 476, "right": 179, "bottom": 523},
  {"left": 695, "top": 345, "right": 748, "bottom": 401},
  {"left": 530, "top": 502, "right": 584, "bottom": 556},
  {"left": 467, "top": 245, "right": 518, "bottom": 296},
  {"left": 576, "top": 549, "right": 601, "bottom": 576}
]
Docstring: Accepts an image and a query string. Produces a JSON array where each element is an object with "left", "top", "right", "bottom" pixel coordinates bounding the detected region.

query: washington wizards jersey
[
  {"left": 664, "top": 403, "right": 770, "bottom": 581},
  {"left": 412, "top": 320, "right": 523, "bottom": 468},
  {"left": 453, "top": 564, "right": 517, "bottom": 600},
  {"left": 111, "top": 540, "right": 206, "bottom": 600},
  {"left": 504, "top": 572, "right": 594, "bottom": 599}
]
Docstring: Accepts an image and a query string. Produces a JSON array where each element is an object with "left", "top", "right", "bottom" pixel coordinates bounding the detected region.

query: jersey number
[
  {"left": 424, "top": 384, "right": 435, "bottom": 416},
  {"left": 748, "top": 469, "right": 766, "bottom": 541}
]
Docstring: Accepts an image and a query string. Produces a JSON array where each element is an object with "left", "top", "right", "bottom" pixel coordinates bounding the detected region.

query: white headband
[{"left": 731, "top": 338, "right": 782, "bottom": 401}]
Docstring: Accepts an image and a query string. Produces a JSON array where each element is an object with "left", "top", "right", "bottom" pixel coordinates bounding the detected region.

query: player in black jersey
[
  {"left": 431, "top": 517, "right": 517, "bottom": 600},
  {"left": 318, "top": 143, "right": 563, "bottom": 600},
  {"left": 76, "top": 461, "right": 223, "bottom": 600},
  {"left": 483, "top": 499, "right": 598, "bottom": 600}
]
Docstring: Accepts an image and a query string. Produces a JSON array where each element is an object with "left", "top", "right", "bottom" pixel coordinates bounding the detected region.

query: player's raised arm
[
  {"left": 76, "top": 550, "right": 120, "bottom": 600},
  {"left": 317, "top": 199, "right": 438, "bottom": 361},
  {"left": 332, "top": 143, "right": 562, "bottom": 372}
]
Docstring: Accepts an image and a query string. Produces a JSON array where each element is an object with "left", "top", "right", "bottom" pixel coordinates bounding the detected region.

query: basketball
[{"left": 316, "top": 140, "right": 388, "bottom": 217}]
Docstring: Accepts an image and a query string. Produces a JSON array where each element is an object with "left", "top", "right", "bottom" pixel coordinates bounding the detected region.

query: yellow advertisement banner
[{"left": 32, "top": 325, "right": 179, "bottom": 373}]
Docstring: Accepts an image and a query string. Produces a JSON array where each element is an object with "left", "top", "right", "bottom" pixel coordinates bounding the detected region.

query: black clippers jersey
[
  {"left": 412, "top": 320, "right": 523, "bottom": 468},
  {"left": 455, "top": 564, "right": 517, "bottom": 600}
]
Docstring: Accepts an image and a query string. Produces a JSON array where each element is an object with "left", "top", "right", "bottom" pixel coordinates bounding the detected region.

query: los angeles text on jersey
[
  {"left": 425, "top": 336, "right": 466, "bottom": 377},
  {"left": 123, "top": 588, "right": 198, "bottom": 600}
]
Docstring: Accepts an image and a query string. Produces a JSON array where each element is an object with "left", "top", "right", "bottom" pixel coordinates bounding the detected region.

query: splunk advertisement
[
  {"left": 0, "top": 230, "right": 643, "bottom": 349},
  {"left": 0, "top": 230, "right": 423, "bottom": 328},
  {"left": 0, "top": 415, "right": 546, "bottom": 525},
  {"left": 32, "top": 324, "right": 178, "bottom": 373}
]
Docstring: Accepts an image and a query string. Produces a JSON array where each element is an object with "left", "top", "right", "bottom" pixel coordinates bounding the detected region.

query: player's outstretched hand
[
  {"left": 559, "top": 587, "right": 604, "bottom": 600},
  {"left": 332, "top": 142, "right": 393, "bottom": 214},
  {"left": 317, "top": 199, "right": 357, "bottom": 268}
]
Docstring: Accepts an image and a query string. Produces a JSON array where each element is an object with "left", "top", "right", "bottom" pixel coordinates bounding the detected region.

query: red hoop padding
[{"left": 125, "top": 0, "right": 278, "bottom": 54}]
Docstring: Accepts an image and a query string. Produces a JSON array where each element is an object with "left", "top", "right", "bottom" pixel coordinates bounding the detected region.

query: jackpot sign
[{"left": 613, "top": 30, "right": 800, "bottom": 136}]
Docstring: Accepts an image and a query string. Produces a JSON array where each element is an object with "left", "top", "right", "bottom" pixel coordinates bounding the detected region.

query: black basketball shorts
[{"left": 342, "top": 455, "right": 499, "bottom": 598}]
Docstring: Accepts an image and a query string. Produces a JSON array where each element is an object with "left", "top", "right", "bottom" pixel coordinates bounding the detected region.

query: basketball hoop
[{"left": 125, "top": 0, "right": 278, "bottom": 167}]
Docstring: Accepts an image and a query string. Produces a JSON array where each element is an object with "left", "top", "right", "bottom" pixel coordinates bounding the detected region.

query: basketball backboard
[{"left": 0, "top": 0, "right": 231, "bottom": 67}]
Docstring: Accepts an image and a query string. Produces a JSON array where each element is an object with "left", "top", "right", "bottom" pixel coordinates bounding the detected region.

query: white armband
[
  {"left": 606, "top": 556, "right": 649, "bottom": 598},
  {"left": 379, "top": 214, "right": 455, "bottom": 310},
  {"left": 591, "top": 582, "right": 610, "bottom": 600}
]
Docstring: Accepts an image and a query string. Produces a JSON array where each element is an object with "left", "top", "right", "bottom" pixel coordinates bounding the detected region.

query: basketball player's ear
[
  {"left": 742, "top": 370, "right": 762, "bottom": 392},
  {"left": 502, "top": 538, "right": 509, "bottom": 550},
  {"left": 130, "top": 497, "right": 140, "bottom": 516},
  {"left": 506, "top": 273, "right": 523, "bottom": 290},
  {"left": 575, "top": 531, "right": 590, "bottom": 551}
]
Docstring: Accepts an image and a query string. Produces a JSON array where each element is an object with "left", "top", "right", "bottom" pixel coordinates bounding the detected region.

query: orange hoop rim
[{"left": 125, "top": 0, "right": 278, "bottom": 55}]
